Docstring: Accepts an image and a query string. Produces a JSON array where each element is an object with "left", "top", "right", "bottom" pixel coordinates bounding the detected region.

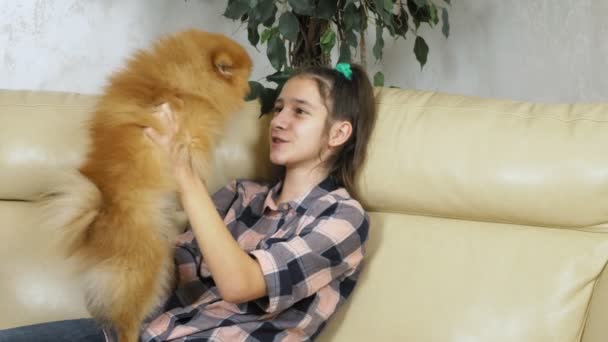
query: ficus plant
[{"left": 223, "top": 0, "right": 451, "bottom": 113}]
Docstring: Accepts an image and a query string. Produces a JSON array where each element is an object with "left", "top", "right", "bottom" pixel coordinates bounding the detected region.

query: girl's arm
[
  {"left": 144, "top": 104, "right": 266, "bottom": 304},
  {"left": 178, "top": 173, "right": 266, "bottom": 303}
]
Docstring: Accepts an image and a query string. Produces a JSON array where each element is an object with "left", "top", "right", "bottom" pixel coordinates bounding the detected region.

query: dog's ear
[{"left": 213, "top": 52, "right": 234, "bottom": 77}]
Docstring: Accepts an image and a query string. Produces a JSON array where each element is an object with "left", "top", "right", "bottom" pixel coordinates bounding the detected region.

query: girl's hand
[{"left": 144, "top": 103, "right": 197, "bottom": 188}]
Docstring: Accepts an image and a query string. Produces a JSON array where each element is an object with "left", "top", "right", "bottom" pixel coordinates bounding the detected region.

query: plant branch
[{"left": 360, "top": 2, "right": 368, "bottom": 67}]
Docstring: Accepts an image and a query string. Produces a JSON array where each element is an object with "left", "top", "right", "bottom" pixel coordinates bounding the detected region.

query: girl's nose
[{"left": 270, "top": 110, "right": 287, "bottom": 130}]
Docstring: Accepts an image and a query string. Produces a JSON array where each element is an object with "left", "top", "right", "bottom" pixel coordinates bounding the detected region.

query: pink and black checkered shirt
[{"left": 141, "top": 177, "right": 369, "bottom": 341}]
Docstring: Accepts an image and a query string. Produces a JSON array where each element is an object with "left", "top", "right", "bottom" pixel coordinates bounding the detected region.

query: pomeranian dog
[{"left": 44, "top": 29, "right": 252, "bottom": 342}]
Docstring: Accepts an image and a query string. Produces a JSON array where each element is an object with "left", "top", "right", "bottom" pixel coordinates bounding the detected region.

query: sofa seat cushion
[
  {"left": 319, "top": 212, "right": 608, "bottom": 342},
  {"left": 0, "top": 201, "right": 89, "bottom": 329}
]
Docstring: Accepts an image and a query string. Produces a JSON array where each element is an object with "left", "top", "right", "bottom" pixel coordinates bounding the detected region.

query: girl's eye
[
  {"left": 295, "top": 108, "right": 306, "bottom": 115},
  {"left": 273, "top": 106, "right": 282, "bottom": 114}
]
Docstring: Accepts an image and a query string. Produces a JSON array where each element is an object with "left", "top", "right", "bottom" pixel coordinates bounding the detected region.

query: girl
[{"left": 0, "top": 63, "right": 377, "bottom": 341}]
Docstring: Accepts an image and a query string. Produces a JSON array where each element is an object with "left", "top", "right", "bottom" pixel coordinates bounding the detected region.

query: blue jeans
[{"left": 0, "top": 318, "right": 114, "bottom": 342}]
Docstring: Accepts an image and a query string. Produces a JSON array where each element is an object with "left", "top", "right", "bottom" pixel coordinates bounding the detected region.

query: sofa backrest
[{"left": 4, "top": 88, "right": 608, "bottom": 231}]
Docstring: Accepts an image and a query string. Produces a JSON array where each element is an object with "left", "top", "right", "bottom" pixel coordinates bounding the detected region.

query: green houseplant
[{"left": 223, "top": 0, "right": 451, "bottom": 112}]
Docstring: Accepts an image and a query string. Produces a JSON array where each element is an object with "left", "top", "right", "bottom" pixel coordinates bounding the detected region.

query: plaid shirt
[{"left": 141, "top": 177, "right": 369, "bottom": 342}]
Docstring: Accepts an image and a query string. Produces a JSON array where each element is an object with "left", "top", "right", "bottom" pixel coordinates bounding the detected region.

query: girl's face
[{"left": 269, "top": 76, "right": 331, "bottom": 171}]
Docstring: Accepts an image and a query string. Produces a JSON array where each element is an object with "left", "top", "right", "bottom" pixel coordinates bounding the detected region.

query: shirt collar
[{"left": 262, "top": 176, "right": 341, "bottom": 213}]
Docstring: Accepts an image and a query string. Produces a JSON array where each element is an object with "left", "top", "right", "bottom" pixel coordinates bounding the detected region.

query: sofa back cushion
[
  {"left": 0, "top": 90, "right": 276, "bottom": 200},
  {"left": 359, "top": 88, "right": 608, "bottom": 229},
  {"left": 4, "top": 88, "right": 608, "bottom": 231}
]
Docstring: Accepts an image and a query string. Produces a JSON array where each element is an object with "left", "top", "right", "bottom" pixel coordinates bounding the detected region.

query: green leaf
[
  {"left": 345, "top": 0, "right": 358, "bottom": 6},
  {"left": 255, "top": 0, "right": 276, "bottom": 26},
  {"left": 338, "top": 43, "right": 351, "bottom": 63},
  {"left": 385, "top": 20, "right": 397, "bottom": 37},
  {"left": 393, "top": 6, "right": 409, "bottom": 36},
  {"left": 441, "top": 8, "right": 450, "bottom": 38},
  {"left": 267, "top": 35, "right": 287, "bottom": 70},
  {"left": 413, "top": 0, "right": 427, "bottom": 6},
  {"left": 345, "top": 30, "right": 358, "bottom": 47},
  {"left": 414, "top": 36, "right": 429, "bottom": 69},
  {"left": 429, "top": 3, "right": 439, "bottom": 26},
  {"left": 373, "top": 71, "right": 384, "bottom": 86},
  {"left": 245, "top": 81, "right": 264, "bottom": 101},
  {"left": 259, "top": 86, "right": 280, "bottom": 116},
  {"left": 343, "top": 3, "right": 359, "bottom": 31},
  {"left": 374, "top": 0, "right": 393, "bottom": 24},
  {"left": 259, "top": 71, "right": 292, "bottom": 115},
  {"left": 223, "top": 0, "right": 250, "bottom": 20},
  {"left": 288, "top": 0, "right": 313, "bottom": 16},
  {"left": 315, "top": 0, "right": 338, "bottom": 20},
  {"left": 320, "top": 29, "right": 336, "bottom": 55},
  {"left": 407, "top": 0, "right": 432, "bottom": 28},
  {"left": 260, "top": 27, "right": 276, "bottom": 44},
  {"left": 247, "top": 23, "right": 260, "bottom": 46},
  {"left": 444, "top": 0, "right": 451, "bottom": 5},
  {"left": 383, "top": 0, "right": 393, "bottom": 11},
  {"left": 278, "top": 12, "right": 300, "bottom": 42},
  {"left": 262, "top": 4, "right": 278, "bottom": 27},
  {"left": 266, "top": 69, "right": 292, "bottom": 85},
  {"left": 245, "top": 8, "right": 261, "bottom": 32},
  {"left": 373, "top": 23, "right": 384, "bottom": 60}
]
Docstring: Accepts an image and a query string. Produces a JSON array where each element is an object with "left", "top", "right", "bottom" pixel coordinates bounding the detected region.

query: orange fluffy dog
[{"left": 46, "top": 29, "right": 252, "bottom": 341}]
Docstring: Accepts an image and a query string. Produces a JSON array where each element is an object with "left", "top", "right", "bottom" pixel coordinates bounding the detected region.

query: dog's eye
[{"left": 217, "top": 63, "right": 233, "bottom": 76}]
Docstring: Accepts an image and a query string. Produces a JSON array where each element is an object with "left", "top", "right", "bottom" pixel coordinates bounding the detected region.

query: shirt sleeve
[
  {"left": 210, "top": 179, "right": 239, "bottom": 218},
  {"left": 174, "top": 179, "right": 238, "bottom": 248},
  {"left": 249, "top": 199, "right": 369, "bottom": 314}
]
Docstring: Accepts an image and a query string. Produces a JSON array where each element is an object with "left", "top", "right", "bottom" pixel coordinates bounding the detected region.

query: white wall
[
  {"left": 0, "top": 0, "right": 274, "bottom": 94},
  {"left": 1, "top": 0, "right": 606, "bottom": 103}
]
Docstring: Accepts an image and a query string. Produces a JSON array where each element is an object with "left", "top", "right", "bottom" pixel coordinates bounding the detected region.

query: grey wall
[{"left": 1, "top": 0, "right": 606, "bottom": 103}]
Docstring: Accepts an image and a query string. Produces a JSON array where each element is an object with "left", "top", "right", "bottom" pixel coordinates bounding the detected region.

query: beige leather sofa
[{"left": 1, "top": 87, "right": 608, "bottom": 342}]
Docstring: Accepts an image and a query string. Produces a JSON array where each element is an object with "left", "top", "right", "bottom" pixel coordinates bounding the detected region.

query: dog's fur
[{"left": 43, "top": 29, "right": 252, "bottom": 342}]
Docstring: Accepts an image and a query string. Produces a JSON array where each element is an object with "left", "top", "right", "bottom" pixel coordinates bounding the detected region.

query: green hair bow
[{"left": 335, "top": 63, "right": 353, "bottom": 80}]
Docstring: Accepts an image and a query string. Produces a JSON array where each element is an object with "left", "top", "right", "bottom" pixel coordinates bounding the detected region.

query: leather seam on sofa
[
  {"left": 366, "top": 208, "right": 603, "bottom": 231},
  {"left": 374, "top": 104, "right": 608, "bottom": 123}
]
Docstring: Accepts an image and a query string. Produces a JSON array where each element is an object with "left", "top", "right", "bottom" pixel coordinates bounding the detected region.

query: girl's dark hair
[{"left": 290, "top": 63, "right": 377, "bottom": 200}]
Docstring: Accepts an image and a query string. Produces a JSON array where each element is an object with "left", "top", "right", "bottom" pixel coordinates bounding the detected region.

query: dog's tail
[{"left": 35, "top": 168, "right": 103, "bottom": 254}]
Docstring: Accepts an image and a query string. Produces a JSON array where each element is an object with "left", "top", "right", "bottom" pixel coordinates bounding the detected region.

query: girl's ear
[{"left": 328, "top": 120, "right": 353, "bottom": 148}]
